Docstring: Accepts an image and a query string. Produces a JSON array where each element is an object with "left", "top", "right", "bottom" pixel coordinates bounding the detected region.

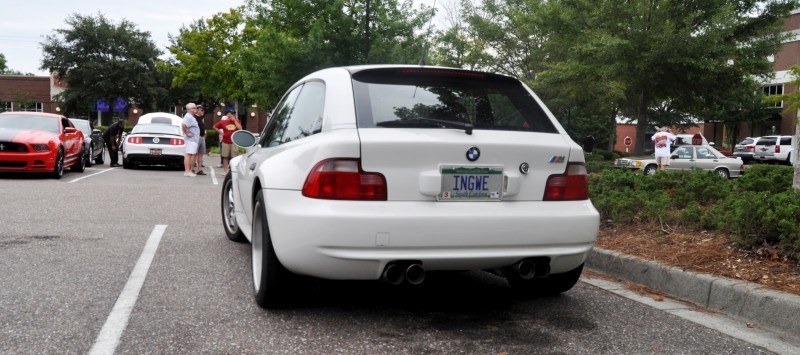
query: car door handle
[{"left": 249, "top": 163, "right": 256, "bottom": 171}]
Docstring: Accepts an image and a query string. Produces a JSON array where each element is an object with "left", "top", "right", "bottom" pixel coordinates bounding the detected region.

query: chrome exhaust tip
[
  {"left": 405, "top": 263, "right": 426, "bottom": 285},
  {"left": 382, "top": 263, "right": 405, "bottom": 285},
  {"left": 513, "top": 259, "right": 537, "bottom": 280}
]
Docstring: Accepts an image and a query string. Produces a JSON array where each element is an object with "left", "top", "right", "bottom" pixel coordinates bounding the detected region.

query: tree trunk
[
  {"left": 634, "top": 90, "right": 650, "bottom": 156},
  {"left": 793, "top": 114, "right": 799, "bottom": 190}
]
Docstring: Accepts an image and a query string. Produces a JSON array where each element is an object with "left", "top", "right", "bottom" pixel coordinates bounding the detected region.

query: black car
[{"left": 69, "top": 118, "right": 105, "bottom": 166}]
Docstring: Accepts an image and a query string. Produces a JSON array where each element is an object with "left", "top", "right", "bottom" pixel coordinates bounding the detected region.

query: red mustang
[{"left": 0, "top": 112, "right": 86, "bottom": 178}]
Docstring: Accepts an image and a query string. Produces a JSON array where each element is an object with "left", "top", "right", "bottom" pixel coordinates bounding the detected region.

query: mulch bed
[{"left": 596, "top": 223, "right": 800, "bottom": 296}]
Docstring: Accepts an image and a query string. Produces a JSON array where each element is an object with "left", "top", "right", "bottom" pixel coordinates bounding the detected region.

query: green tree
[
  {"left": 168, "top": 7, "right": 249, "bottom": 108},
  {"left": 40, "top": 13, "right": 162, "bottom": 118},
  {"left": 539, "top": 0, "right": 796, "bottom": 155},
  {"left": 241, "top": 0, "right": 430, "bottom": 107},
  {"left": 0, "top": 53, "right": 7, "bottom": 73}
]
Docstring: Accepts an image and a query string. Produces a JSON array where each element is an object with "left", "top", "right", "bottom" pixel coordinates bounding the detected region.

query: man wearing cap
[
  {"left": 103, "top": 119, "right": 125, "bottom": 167},
  {"left": 193, "top": 105, "right": 207, "bottom": 175},
  {"left": 213, "top": 108, "right": 242, "bottom": 173},
  {"left": 181, "top": 103, "right": 201, "bottom": 177}
]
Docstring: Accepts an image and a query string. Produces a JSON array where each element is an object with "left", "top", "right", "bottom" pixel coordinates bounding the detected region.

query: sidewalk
[{"left": 586, "top": 248, "right": 800, "bottom": 343}]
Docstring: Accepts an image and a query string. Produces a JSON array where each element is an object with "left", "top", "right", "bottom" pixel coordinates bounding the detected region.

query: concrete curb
[{"left": 586, "top": 247, "right": 800, "bottom": 341}]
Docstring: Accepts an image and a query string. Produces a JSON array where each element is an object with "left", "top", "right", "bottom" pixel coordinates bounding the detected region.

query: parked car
[
  {"left": 733, "top": 137, "right": 761, "bottom": 162},
  {"left": 220, "top": 65, "right": 600, "bottom": 308},
  {"left": 0, "top": 112, "right": 86, "bottom": 178},
  {"left": 753, "top": 135, "right": 795, "bottom": 165},
  {"left": 69, "top": 118, "right": 104, "bottom": 166},
  {"left": 614, "top": 143, "right": 744, "bottom": 178},
  {"left": 122, "top": 113, "right": 185, "bottom": 169}
]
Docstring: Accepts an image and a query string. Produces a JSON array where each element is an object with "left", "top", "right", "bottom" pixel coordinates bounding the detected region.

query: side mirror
[
  {"left": 92, "top": 128, "right": 102, "bottom": 134},
  {"left": 231, "top": 130, "right": 257, "bottom": 148},
  {"left": 709, "top": 142, "right": 715, "bottom": 146},
  {"left": 64, "top": 127, "right": 77, "bottom": 133}
]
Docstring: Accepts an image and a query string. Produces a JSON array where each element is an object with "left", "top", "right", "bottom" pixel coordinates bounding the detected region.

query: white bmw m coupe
[{"left": 221, "top": 65, "right": 600, "bottom": 308}]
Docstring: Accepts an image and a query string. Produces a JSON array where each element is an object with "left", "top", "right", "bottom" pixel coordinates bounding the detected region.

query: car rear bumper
[
  {"left": 260, "top": 189, "right": 600, "bottom": 280},
  {"left": 124, "top": 144, "right": 184, "bottom": 165},
  {"left": 0, "top": 152, "right": 56, "bottom": 172}
]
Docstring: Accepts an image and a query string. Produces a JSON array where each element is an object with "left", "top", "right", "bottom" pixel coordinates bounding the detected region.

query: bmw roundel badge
[{"left": 466, "top": 146, "right": 480, "bottom": 161}]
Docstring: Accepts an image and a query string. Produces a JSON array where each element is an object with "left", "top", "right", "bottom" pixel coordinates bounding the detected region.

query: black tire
[
  {"left": 714, "top": 168, "right": 729, "bottom": 179},
  {"left": 122, "top": 158, "right": 131, "bottom": 169},
  {"left": 221, "top": 172, "right": 246, "bottom": 242},
  {"left": 85, "top": 146, "right": 93, "bottom": 167},
  {"left": 51, "top": 149, "right": 64, "bottom": 179},
  {"left": 252, "top": 190, "right": 294, "bottom": 308},
  {"left": 71, "top": 148, "right": 86, "bottom": 173},
  {"left": 507, "top": 263, "right": 584, "bottom": 298},
  {"left": 643, "top": 164, "right": 658, "bottom": 176},
  {"left": 95, "top": 147, "right": 104, "bottom": 165}
]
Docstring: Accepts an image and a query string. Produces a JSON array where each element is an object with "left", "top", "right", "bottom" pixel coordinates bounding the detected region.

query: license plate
[
  {"left": 438, "top": 166, "right": 503, "bottom": 201},
  {"left": 150, "top": 149, "right": 162, "bottom": 156}
]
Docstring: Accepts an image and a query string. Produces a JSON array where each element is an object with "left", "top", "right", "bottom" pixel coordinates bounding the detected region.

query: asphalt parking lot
[{"left": 1, "top": 159, "right": 798, "bottom": 354}]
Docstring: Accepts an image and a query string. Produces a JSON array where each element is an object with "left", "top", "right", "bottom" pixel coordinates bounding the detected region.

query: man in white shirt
[{"left": 651, "top": 127, "right": 677, "bottom": 171}]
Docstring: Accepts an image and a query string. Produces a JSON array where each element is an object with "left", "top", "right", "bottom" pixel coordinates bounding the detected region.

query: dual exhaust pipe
[
  {"left": 381, "top": 261, "right": 425, "bottom": 285},
  {"left": 508, "top": 258, "right": 551, "bottom": 280}
]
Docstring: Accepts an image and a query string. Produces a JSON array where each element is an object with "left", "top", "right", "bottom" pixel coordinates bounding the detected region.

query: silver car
[{"left": 615, "top": 144, "right": 744, "bottom": 178}]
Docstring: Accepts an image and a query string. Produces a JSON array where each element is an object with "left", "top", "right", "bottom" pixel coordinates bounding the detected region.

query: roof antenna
[{"left": 418, "top": 0, "right": 437, "bottom": 66}]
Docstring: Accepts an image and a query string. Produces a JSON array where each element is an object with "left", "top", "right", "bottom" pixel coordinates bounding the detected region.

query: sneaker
[
  {"left": 216, "top": 164, "right": 223, "bottom": 168},
  {"left": 196, "top": 170, "right": 206, "bottom": 175},
  {"left": 184, "top": 172, "right": 196, "bottom": 177}
]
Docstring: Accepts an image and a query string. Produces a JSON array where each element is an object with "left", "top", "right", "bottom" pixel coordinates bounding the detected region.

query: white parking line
[
  {"left": 210, "top": 167, "right": 219, "bottom": 185},
  {"left": 89, "top": 225, "right": 167, "bottom": 355},
  {"left": 69, "top": 167, "right": 115, "bottom": 183}
]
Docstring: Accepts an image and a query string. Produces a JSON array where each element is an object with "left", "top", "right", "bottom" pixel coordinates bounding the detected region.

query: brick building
[
  {"left": 0, "top": 74, "right": 59, "bottom": 114},
  {"left": 703, "top": 9, "right": 800, "bottom": 145},
  {"left": 0, "top": 73, "right": 268, "bottom": 133}
]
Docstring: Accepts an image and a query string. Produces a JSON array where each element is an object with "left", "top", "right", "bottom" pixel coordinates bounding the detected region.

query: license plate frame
[{"left": 438, "top": 166, "right": 503, "bottom": 201}]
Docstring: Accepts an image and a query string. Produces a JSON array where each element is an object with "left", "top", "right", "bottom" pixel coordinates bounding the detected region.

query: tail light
[
  {"left": 127, "top": 136, "right": 142, "bottom": 144},
  {"left": 302, "top": 158, "right": 387, "bottom": 200},
  {"left": 776, "top": 145, "right": 781, "bottom": 153},
  {"left": 544, "top": 162, "right": 589, "bottom": 201},
  {"left": 170, "top": 138, "right": 184, "bottom": 145},
  {"left": 745, "top": 145, "right": 754, "bottom": 151}
]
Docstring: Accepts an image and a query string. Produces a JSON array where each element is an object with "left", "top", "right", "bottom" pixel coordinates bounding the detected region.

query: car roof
[
  {"left": 137, "top": 112, "right": 182, "bottom": 126},
  {"left": 0, "top": 111, "right": 64, "bottom": 119}
]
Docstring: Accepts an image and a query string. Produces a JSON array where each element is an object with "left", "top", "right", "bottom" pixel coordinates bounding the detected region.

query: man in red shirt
[{"left": 213, "top": 108, "right": 242, "bottom": 173}]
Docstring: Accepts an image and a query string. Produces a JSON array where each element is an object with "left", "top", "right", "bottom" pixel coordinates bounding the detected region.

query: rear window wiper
[{"left": 376, "top": 117, "right": 473, "bottom": 135}]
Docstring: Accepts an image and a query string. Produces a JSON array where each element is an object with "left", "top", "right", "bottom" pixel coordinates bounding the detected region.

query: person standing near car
[
  {"left": 193, "top": 105, "right": 207, "bottom": 175},
  {"left": 181, "top": 103, "right": 201, "bottom": 177},
  {"left": 652, "top": 127, "right": 677, "bottom": 171},
  {"left": 213, "top": 108, "right": 242, "bottom": 173},
  {"left": 103, "top": 119, "right": 125, "bottom": 167}
]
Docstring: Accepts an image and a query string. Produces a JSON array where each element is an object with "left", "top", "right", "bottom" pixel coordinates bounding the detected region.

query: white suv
[
  {"left": 754, "top": 135, "right": 795, "bottom": 165},
  {"left": 220, "top": 65, "right": 600, "bottom": 308}
]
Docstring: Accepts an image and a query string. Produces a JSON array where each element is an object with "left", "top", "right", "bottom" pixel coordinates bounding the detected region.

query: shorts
[
  {"left": 197, "top": 137, "right": 206, "bottom": 154},
  {"left": 221, "top": 143, "right": 238, "bottom": 158},
  {"left": 655, "top": 156, "right": 670, "bottom": 166},
  {"left": 185, "top": 141, "right": 198, "bottom": 155}
]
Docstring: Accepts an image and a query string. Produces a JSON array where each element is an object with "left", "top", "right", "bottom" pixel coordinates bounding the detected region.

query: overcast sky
[{"left": 0, "top": 0, "right": 444, "bottom": 77}]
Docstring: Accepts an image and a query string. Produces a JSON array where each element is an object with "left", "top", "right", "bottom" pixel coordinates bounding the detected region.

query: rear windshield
[
  {"left": 756, "top": 138, "right": 776, "bottom": 145},
  {"left": 737, "top": 139, "right": 754, "bottom": 145},
  {"left": 132, "top": 124, "right": 181, "bottom": 136},
  {"left": 351, "top": 68, "right": 558, "bottom": 133}
]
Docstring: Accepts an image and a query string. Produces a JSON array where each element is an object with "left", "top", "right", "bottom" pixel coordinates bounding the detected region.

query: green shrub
[
  {"left": 736, "top": 164, "right": 793, "bottom": 194},
  {"left": 205, "top": 130, "right": 220, "bottom": 151},
  {"left": 586, "top": 160, "right": 614, "bottom": 174}
]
